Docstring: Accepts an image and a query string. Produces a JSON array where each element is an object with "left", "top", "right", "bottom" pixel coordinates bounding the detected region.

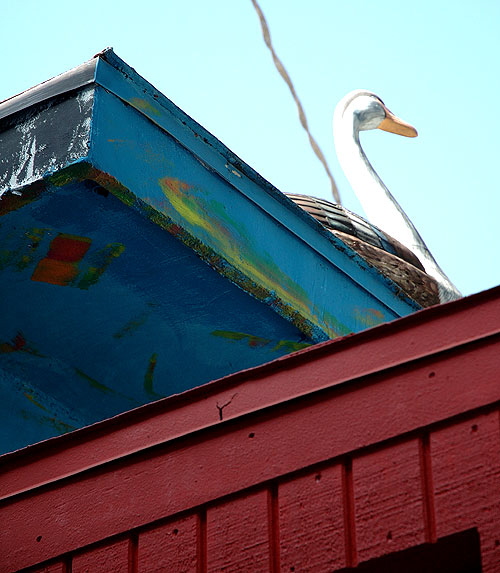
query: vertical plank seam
[
  {"left": 419, "top": 433, "right": 437, "bottom": 543},
  {"left": 268, "top": 482, "right": 281, "bottom": 573},
  {"left": 63, "top": 554, "right": 73, "bottom": 573},
  {"left": 197, "top": 508, "right": 207, "bottom": 573},
  {"left": 341, "top": 457, "right": 357, "bottom": 567},
  {"left": 128, "top": 532, "right": 138, "bottom": 573}
]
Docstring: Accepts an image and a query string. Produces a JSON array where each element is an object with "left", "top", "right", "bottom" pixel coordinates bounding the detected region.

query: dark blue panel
[{"left": 0, "top": 181, "right": 311, "bottom": 454}]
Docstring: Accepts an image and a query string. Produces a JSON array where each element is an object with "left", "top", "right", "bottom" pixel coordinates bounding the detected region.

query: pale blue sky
[{"left": 1, "top": 1, "right": 499, "bottom": 296}]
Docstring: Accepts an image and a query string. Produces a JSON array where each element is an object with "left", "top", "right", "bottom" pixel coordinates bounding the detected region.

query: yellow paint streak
[
  {"left": 130, "top": 97, "right": 161, "bottom": 116},
  {"left": 157, "top": 177, "right": 353, "bottom": 340},
  {"left": 158, "top": 177, "right": 329, "bottom": 332},
  {"left": 160, "top": 177, "right": 213, "bottom": 234},
  {"left": 74, "top": 367, "right": 115, "bottom": 395}
]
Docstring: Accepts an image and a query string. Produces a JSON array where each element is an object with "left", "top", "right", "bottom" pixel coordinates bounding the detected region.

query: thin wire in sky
[{"left": 250, "top": 0, "right": 341, "bottom": 204}]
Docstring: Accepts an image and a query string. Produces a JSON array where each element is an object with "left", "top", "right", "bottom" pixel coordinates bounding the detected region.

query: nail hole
[
  {"left": 315, "top": 473, "right": 321, "bottom": 483},
  {"left": 386, "top": 531, "right": 393, "bottom": 541},
  {"left": 172, "top": 528, "right": 179, "bottom": 536},
  {"left": 290, "top": 567, "right": 295, "bottom": 572},
  {"left": 471, "top": 424, "right": 478, "bottom": 433},
  {"left": 36, "top": 536, "right": 42, "bottom": 542},
  {"left": 248, "top": 432, "right": 255, "bottom": 438},
  {"left": 428, "top": 371, "right": 435, "bottom": 378}
]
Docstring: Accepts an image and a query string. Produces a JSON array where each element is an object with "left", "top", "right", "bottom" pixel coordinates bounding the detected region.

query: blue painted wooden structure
[{"left": 0, "top": 49, "right": 421, "bottom": 455}]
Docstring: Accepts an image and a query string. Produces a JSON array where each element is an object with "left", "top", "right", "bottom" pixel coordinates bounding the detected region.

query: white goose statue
[{"left": 287, "top": 90, "right": 460, "bottom": 306}]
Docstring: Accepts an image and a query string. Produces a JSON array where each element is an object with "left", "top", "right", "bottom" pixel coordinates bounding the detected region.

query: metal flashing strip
[{"left": 0, "top": 57, "right": 97, "bottom": 122}]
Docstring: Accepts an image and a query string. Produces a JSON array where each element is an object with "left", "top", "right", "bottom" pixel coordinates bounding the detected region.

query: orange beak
[{"left": 378, "top": 107, "right": 418, "bottom": 138}]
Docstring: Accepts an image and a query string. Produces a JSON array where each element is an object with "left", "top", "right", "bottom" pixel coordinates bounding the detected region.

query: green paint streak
[
  {"left": 113, "top": 310, "right": 150, "bottom": 339},
  {"left": 20, "top": 409, "right": 76, "bottom": 434},
  {"left": 47, "top": 417, "right": 76, "bottom": 434},
  {"left": 0, "top": 249, "right": 13, "bottom": 271},
  {"left": 212, "top": 330, "right": 271, "bottom": 348},
  {"left": 48, "top": 161, "right": 93, "bottom": 187},
  {"left": 16, "top": 228, "right": 46, "bottom": 270},
  {"left": 144, "top": 352, "right": 162, "bottom": 396},
  {"left": 272, "top": 340, "right": 312, "bottom": 353},
  {"left": 74, "top": 367, "right": 139, "bottom": 405},
  {"left": 212, "top": 330, "right": 312, "bottom": 354},
  {"left": 77, "top": 243, "right": 125, "bottom": 289},
  {"left": 0, "top": 227, "right": 49, "bottom": 272},
  {"left": 74, "top": 367, "right": 116, "bottom": 395}
]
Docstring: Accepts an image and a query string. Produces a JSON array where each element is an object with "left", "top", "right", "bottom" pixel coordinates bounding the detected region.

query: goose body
[
  {"left": 288, "top": 91, "right": 460, "bottom": 306},
  {"left": 287, "top": 192, "right": 441, "bottom": 307},
  {"left": 333, "top": 90, "right": 460, "bottom": 303}
]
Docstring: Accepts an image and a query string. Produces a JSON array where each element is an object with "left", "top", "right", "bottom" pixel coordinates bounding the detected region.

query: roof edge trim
[{"left": 0, "top": 55, "right": 99, "bottom": 122}]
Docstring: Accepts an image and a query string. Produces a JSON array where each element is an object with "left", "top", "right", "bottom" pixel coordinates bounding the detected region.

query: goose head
[{"left": 335, "top": 90, "right": 418, "bottom": 138}]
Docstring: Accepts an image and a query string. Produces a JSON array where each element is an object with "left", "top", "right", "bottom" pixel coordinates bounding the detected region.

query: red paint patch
[
  {"left": 47, "top": 234, "right": 91, "bottom": 262},
  {"left": 31, "top": 234, "right": 92, "bottom": 286}
]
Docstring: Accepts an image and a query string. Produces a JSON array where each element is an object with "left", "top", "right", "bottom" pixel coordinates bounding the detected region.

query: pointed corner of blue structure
[{"left": 0, "top": 50, "right": 422, "bottom": 454}]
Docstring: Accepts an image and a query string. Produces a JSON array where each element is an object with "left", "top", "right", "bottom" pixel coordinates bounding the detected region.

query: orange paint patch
[
  {"left": 31, "top": 234, "right": 91, "bottom": 286},
  {"left": 354, "top": 307, "right": 386, "bottom": 328},
  {"left": 31, "top": 258, "right": 80, "bottom": 285}
]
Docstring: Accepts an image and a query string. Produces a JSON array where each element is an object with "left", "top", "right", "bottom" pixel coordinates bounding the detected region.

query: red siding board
[
  {"left": 206, "top": 490, "right": 270, "bottom": 573},
  {"left": 72, "top": 539, "right": 130, "bottom": 573},
  {"left": 278, "top": 465, "right": 346, "bottom": 572},
  {"left": 431, "top": 412, "right": 500, "bottom": 572},
  {"left": 1, "top": 288, "right": 500, "bottom": 572},
  {"left": 138, "top": 514, "right": 199, "bottom": 573},
  {"left": 2, "top": 344, "right": 500, "bottom": 571},
  {"left": 353, "top": 440, "right": 426, "bottom": 564}
]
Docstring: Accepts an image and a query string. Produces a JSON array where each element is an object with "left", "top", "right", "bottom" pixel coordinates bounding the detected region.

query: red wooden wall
[{"left": 1, "top": 287, "right": 499, "bottom": 572}]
